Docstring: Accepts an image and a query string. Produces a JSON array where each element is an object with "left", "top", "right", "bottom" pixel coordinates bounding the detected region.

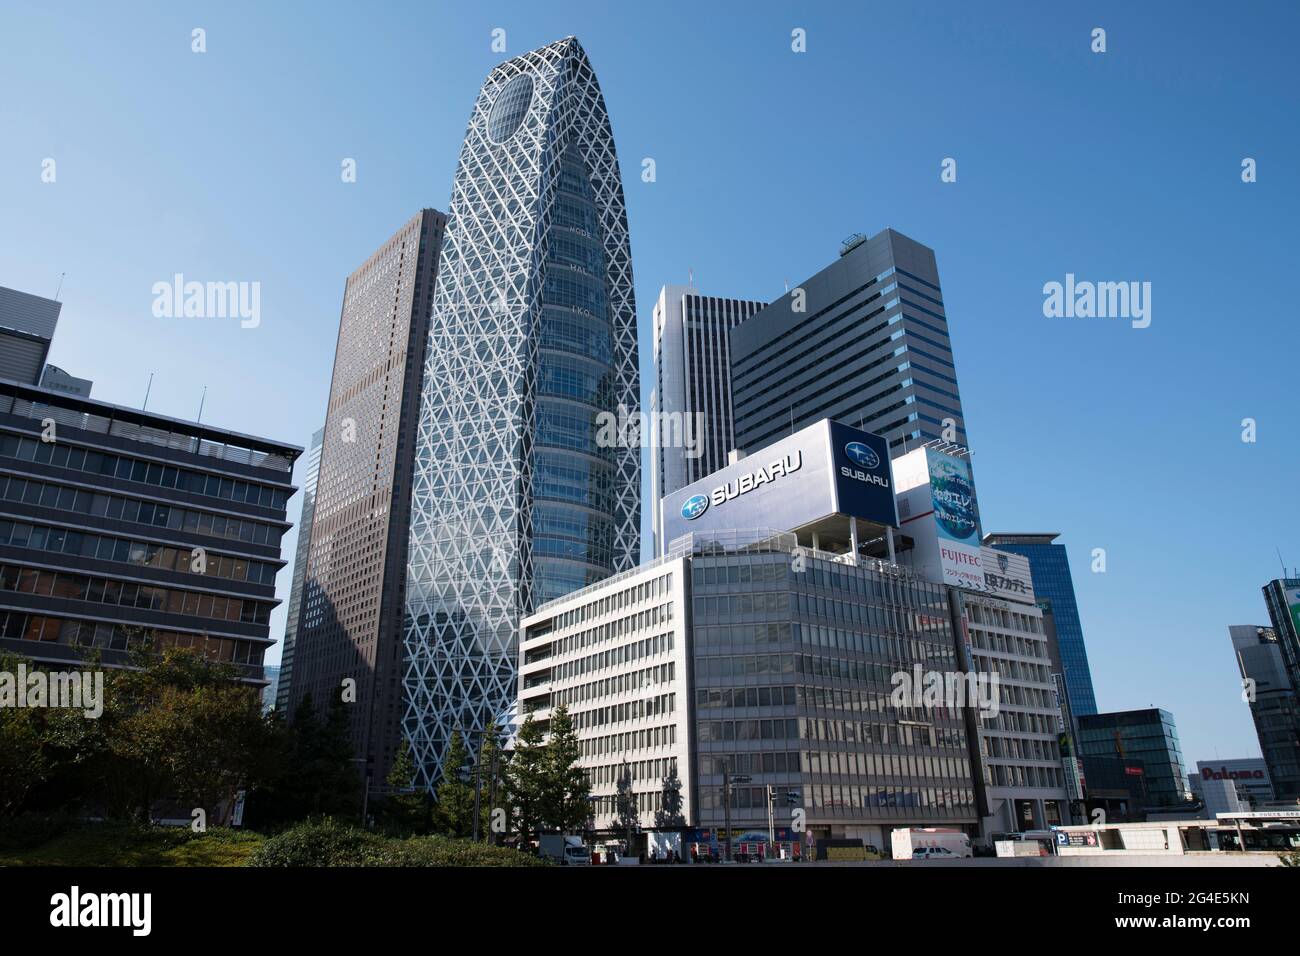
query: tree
[
  {"left": 434, "top": 731, "right": 476, "bottom": 837},
  {"left": 654, "top": 765, "right": 686, "bottom": 830},
  {"left": 505, "top": 713, "right": 547, "bottom": 844},
  {"left": 383, "top": 739, "right": 426, "bottom": 835},
  {"left": 613, "top": 762, "right": 638, "bottom": 849},
  {"left": 542, "top": 705, "right": 590, "bottom": 832},
  {"left": 105, "top": 646, "right": 275, "bottom": 823},
  {"left": 478, "top": 721, "right": 507, "bottom": 841}
]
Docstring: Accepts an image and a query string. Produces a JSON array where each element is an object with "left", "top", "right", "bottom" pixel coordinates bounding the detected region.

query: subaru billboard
[{"left": 659, "top": 418, "right": 897, "bottom": 548}]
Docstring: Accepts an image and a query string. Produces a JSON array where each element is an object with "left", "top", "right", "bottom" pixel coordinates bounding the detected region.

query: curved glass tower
[{"left": 404, "top": 37, "right": 639, "bottom": 787}]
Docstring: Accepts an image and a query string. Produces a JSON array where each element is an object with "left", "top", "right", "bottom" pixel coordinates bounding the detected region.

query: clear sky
[{"left": 2, "top": 1, "right": 1297, "bottom": 770}]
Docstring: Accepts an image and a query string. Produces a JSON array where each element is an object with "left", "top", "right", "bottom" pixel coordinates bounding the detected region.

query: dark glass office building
[
  {"left": 983, "top": 532, "right": 1098, "bottom": 717},
  {"left": 730, "top": 229, "right": 969, "bottom": 456},
  {"left": 0, "top": 378, "right": 299, "bottom": 684},
  {"left": 1233, "top": 613, "right": 1300, "bottom": 800},
  {"left": 1077, "top": 708, "right": 1189, "bottom": 811},
  {"left": 286, "top": 209, "right": 445, "bottom": 790},
  {"left": 274, "top": 425, "right": 322, "bottom": 713}
]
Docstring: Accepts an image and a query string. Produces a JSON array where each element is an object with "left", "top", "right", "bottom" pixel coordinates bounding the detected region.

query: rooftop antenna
[
  {"left": 142, "top": 372, "right": 154, "bottom": 411},
  {"left": 54, "top": 272, "right": 66, "bottom": 300},
  {"left": 196, "top": 385, "right": 207, "bottom": 424},
  {"left": 688, "top": 267, "right": 694, "bottom": 290},
  {"left": 784, "top": 278, "right": 789, "bottom": 292},
  {"left": 1278, "top": 548, "right": 1288, "bottom": 578}
]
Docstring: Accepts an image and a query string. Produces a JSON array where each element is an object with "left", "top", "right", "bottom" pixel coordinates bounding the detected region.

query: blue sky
[{"left": 2, "top": 1, "right": 1297, "bottom": 768}]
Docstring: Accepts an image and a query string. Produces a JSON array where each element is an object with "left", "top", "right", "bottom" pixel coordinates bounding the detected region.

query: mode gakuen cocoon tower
[{"left": 404, "top": 38, "right": 640, "bottom": 788}]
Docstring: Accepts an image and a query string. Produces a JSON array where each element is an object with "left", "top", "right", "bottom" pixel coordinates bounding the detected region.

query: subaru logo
[
  {"left": 844, "top": 441, "right": 880, "bottom": 470},
  {"left": 681, "top": 494, "right": 710, "bottom": 520}
]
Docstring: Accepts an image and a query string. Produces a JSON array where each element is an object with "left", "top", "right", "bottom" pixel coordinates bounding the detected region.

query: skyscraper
[
  {"left": 1231, "top": 620, "right": 1300, "bottom": 799},
  {"left": 982, "top": 532, "right": 1099, "bottom": 717},
  {"left": 404, "top": 37, "right": 640, "bottom": 788},
  {"left": 730, "top": 229, "right": 969, "bottom": 457},
  {"left": 275, "top": 426, "right": 322, "bottom": 713},
  {"left": 649, "top": 285, "right": 765, "bottom": 555},
  {"left": 287, "top": 210, "right": 446, "bottom": 790}
]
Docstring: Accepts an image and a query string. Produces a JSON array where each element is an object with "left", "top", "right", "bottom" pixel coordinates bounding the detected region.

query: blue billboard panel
[{"left": 828, "top": 420, "right": 898, "bottom": 528}]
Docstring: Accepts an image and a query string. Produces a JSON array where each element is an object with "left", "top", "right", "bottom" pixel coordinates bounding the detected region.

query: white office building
[{"left": 649, "top": 285, "right": 764, "bottom": 555}]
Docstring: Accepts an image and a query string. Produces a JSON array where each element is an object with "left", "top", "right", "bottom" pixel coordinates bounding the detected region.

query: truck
[
  {"left": 538, "top": 833, "right": 589, "bottom": 865},
  {"left": 891, "top": 827, "right": 972, "bottom": 861}
]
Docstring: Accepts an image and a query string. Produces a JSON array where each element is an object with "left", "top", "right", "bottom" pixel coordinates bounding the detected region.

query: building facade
[
  {"left": 649, "top": 286, "right": 765, "bottom": 555},
  {"left": 982, "top": 532, "right": 1099, "bottom": 717},
  {"left": 954, "top": 549, "right": 1071, "bottom": 833},
  {"left": 730, "top": 229, "right": 970, "bottom": 457},
  {"left": 1077, "top": 708, "right": 1190, "bottom": 812},
  {"left": 520, "top": 532, "right": 978, "bottom": 852},
  {"left": 1230, "top": 622, "right": 1300, "bottom": 799},
  {"left": 0, "top": 285, "right": 60, "bottom": 386},
  {"left": 287, "top": 210, "right": 445, "bottom": 790},
  {"left": 1188, "top": 758, "right": 1275, "bottom": 810},
  {"left": 405, "top": 37, "right": 640, "bottom": 788},
  {"left": 275, "top": 426, "right": 322, "bottom": 713},
  {"left": 0, "top": 379, "right": 298, "bottom": 684}
]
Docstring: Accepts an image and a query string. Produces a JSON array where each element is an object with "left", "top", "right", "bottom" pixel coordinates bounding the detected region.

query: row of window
[
  {"left": 698, "top": 783, "right": 976, "bottom": 816},
  {"left": 549, "top": 629, "right": 674, "bottom": 683},
  {"left": 550, "top": 571, "right": 674, "bottom": 631},
  {"left": 584, "top": 756, "right": 678, "bottom": 790},
  {"left": 571, "top": 688, "right": 676, "bottom": 731},
  {"left": 579, "top": 722, "right": 678, "bottom": 760},
  {"left": 548, "top": 601, "right": 674, "bottom": 658},
  {"left": 0, "top": 434, "right": 289, "bottom": 511},
  {"left": 0, "top": 473, "right": 284, "bottom": 547},
  {"left": 0, "top": 518, "right": 279, "bottom": 586},
  {"left": 0, "top": 609, "right": 264, "bottom": 665},
  {"left": 0, "top": 563, "right": 273, "bottom": 625}
]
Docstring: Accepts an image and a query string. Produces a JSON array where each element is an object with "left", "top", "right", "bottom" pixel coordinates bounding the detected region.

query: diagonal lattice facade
[{"left": 404, "top": 37, "right": 639, "bottom": 789}]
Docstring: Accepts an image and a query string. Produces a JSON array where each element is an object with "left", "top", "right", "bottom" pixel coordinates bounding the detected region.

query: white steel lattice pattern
[{"left": 404, "top": 38, "right": 640, "bottom": 788}]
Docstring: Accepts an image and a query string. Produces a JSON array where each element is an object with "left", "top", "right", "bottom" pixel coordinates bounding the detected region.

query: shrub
[{"left": 247, "top": 818, "right": 547, "bottom": 867}]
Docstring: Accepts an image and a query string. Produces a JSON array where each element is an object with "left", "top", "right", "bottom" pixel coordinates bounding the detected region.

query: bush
[
  {"left": 0, "top": 820, "right": 262, "bottom": 866},
  {"left": 247, "top": 818, "right": 546, "bottom": 867},
  {"left": 0, "top": 812, "right": 78, "bottom": 852}
]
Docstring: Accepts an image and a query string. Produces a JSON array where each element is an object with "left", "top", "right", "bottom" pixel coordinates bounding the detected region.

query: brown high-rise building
[{"left": 285, "top": 209, "right": 446, "bottom": 793}]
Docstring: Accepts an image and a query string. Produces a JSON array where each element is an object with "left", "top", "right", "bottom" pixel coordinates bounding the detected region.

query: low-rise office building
[
  {"left": 519, "top": 530, "right": 978, "bottom": 852},
  {"left": 1077, "top": 708, "right": 1190, "bottom": 814},
  {"left": 0, "top": 378, "right": 299, "bottom": 684}
]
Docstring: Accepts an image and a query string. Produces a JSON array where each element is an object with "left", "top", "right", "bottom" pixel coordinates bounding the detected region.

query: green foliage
[
  {"left": 434, "top": 731, "right": 476, "bottom": 837},
  {"left": 505, "top": 714, "right": 547, "bottom": 841},
  {"left": 247, "top": 817, "right": 546, "bottom": 867},
  {"left": 382, "top": 739, "right": 427, "bottom": 835},
  {"left": 543, "top": 705, "right": 590, "bottom": 832},
  {"left": 244, "top": 692, "right": 361, "bottom": 828},
  {"left": 0, "top": 820, "right": 262, "bottom": 867},
  {"left": 1280, "top": 849, "right": 1300, "bottom": 867}
]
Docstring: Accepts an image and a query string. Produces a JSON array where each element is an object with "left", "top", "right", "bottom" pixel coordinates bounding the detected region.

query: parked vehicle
[
  {"left": 538, "top": 834, "right": 589, "bottom": 865},
  {"left": 891, "top": 827, "right": 972, "bottom": 860}
]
